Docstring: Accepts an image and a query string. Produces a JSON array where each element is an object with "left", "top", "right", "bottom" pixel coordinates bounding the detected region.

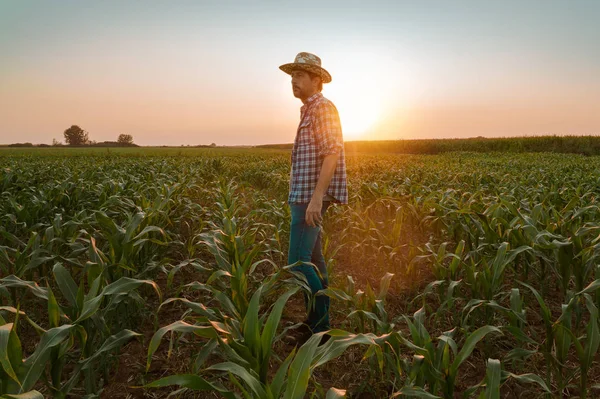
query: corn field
[{"left": 2, "top": 148, "right": 600, "bottom": 398}]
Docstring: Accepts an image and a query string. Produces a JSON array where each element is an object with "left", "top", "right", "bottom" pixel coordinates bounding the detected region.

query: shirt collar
[{"left": 301, "top": 92, "right": 322, "bottom": 111}]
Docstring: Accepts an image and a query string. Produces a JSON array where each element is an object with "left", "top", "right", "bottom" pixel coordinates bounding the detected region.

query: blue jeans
[{"left": 288, "top": 201, "right": 331, "bottom": 333}]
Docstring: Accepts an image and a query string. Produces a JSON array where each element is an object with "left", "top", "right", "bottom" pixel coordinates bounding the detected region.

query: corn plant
[
  {"left": 319, "top": 273, "right": 394, "bottom": 334},
  {"left": 92, "top": 210, "right": 168, "bottom": 278},
  {"left": 0, "top": 263, "right": 160, "bottom": 397},
  {"left": 462, "top": 358, "right": 550, "bottom": 398},
  {"left": 146, "top": 282, "right": 378, "bottom": 398},
  {"left": 0, "top": 312, "right": 81, "bottom": 398},
  {"left": 388, "top": 308, "right": 502, "bottom": 398},
  {"left": 418, "top": 240, "right": 465, "bottom": 281},
  {"left": 0, "top": 230, "right": 55, "bottom": 282},
  {"left": 416, "top": 279, "right": 462, "bottom": 324},
  {"left": 553, "top": 281, "right": 600, "bottom": 399}
]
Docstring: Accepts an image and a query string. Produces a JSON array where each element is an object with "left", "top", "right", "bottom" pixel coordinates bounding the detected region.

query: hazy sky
[{"left": 1, "top": 0, "right": 599, "bottom": 145}]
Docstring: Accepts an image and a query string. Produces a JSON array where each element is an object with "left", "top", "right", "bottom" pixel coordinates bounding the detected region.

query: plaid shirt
[{"left": 288, "top": 92, "right": 348, "bottom": 204}]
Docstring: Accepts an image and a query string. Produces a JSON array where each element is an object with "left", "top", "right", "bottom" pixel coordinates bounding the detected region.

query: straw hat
[{"left": 279, "top": 52, "right": 332, "bottom": 83}]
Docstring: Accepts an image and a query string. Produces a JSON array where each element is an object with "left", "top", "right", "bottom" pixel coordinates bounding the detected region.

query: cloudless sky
[{"left": 1, "top": 0, "right": 598, "bottom": 145}]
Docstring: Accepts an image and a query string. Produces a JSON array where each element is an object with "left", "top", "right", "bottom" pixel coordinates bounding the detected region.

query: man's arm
[
  {"left": 305, "top": 101, "right": 344, "bottom": 227},
  {"left": 306, "top": 152, "right": 340, "bottom": 227}
]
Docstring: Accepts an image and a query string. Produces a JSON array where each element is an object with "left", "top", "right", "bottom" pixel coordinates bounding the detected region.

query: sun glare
[
  {"left": 334, "top": 95, "right": 382, "bottom": 140},
  {"left": 325, "top": 55, "right": 391, "bottom": 140},
  {"left": 327, "top": 82, "right": 383, "bottom": 140}
]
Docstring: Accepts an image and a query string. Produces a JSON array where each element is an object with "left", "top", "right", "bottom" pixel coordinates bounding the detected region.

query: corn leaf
[
  {"left": 0, "top": 276, "right": 48, "bottom": 300},
  {"left": 81, "top": 329, "right": 140, "bottom": 370},
  {"left": 208, "top": 361, "right": 267, "bottom": 398},
  {"left": 243, "top": 286, "right": 262, "bottom": 359},
  {"left": 502, "top": 371, "right": 551, "bottom": 393},
  {"left": 392, "top": 385, "right": 441, "bottom": 398},
  {"left": 0, "top": 323, "right": 21, "bottom": 387},
  {"left": 484, "top": 358, "right": 501, "bottom": 399},
  {"left": 1, "top": 390, "right": 44, "bottom": 399},
  {"left": 283, "top": 334, "right": 322, "bottom": 399},
  {"left": 146, "top": 321, "right": 218, "bottom": 371},
  {"left": 141, "top": 374, "right": 236, "bottom": 399},
  {"left": 270, "top": 347, "right": 296, "bottom": 399},
  {"left": 450, "top": 326, "right": 501, "bottom": 377},
  {"left": 21, "top": 325, "right": 76, "bottom": 392},
  {"left": 52, "top": 263, "right": 79, "bottom": 309},
  {"left": 76, "top": 277, "right": 161, "bottom": 323}
]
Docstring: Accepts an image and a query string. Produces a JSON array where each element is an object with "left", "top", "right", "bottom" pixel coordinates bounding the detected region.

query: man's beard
[{"left": 293, "top": 86, "right": 302, "bottom": 98}]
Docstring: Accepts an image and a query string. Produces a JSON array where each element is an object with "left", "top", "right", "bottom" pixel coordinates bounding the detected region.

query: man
[{"left": 279, "top": 52, "right": 348, "bottom": 340}]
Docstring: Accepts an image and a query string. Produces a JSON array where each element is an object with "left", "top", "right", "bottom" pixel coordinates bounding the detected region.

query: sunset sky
[{"left": 1, "top": 1, "right": 599, "bottom": 146}]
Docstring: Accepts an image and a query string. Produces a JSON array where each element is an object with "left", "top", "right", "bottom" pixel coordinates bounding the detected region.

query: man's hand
[
  {"left": 305, "top": 153, "right": 338, "bottom": 227},
  {"left": 305, "top": 197, "right": 323, "bottom": 227}
]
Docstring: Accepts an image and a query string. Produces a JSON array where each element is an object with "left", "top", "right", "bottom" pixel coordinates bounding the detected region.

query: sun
[
  {"left": 325, "top": 61, "right": 387, "bottom": 140},
  {"left": 334, "top": 95, "right": 382, "bottom": 140}
]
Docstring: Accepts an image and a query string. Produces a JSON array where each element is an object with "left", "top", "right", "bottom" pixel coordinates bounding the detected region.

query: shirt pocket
[{"left": 296, "top": 118, "right": 314, "bottom": 146}]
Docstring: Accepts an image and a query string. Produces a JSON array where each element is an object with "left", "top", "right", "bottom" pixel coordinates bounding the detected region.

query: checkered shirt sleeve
[{"left": 313, "top": 102, "right": 344, "bottom": 157}]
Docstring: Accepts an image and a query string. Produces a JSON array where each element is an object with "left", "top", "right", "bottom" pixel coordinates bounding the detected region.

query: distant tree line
[
  {"left": 7, "top": 142, "right": 51, "bottom": 148},
  {"left": 56, "top": 125, "right": 137, "bottom": 147},
  {"left": 5, "top": 126, "right": 222, "bottom": 147},
  {"left": 257, "top": 135, "right": 600, "bottom": 156},
  {"left": 5, "top": 126, "right": 139, "bottom": 147}
]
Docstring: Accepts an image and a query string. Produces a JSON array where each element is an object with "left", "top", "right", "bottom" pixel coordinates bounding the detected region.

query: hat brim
[{"left": 279, "top": 63, "right": 332, "bottom": 83}]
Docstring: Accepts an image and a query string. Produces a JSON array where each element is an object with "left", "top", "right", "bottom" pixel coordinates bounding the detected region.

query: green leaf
[
  {"left": 392, "top": 385, "right": 441, "bottom": 398},
  {"left": 451, "top": 326, "right": 501, "bottom": 377},
  {"left": 73, "top": 295, "right": 103, "bottom": 324},
  {"left": 21, "top": 325, "right": 76, "bottom": 391},
  {"left": 503, "top": 347, "right": 537, "bottom": 363},
  {"left": 206, "top": 269, "right": 233, "bottom": 285},
  {"left": 283, "top": 334, "right": 322, "bottom": 399},
  {"left": 1, "top": 390, "right": 44, "bottom": 399},
  {"left": 81, "top": 329, "right": 140, "bottom": 370},
  {"left": 317, "top": 288, "right": 354, "bottom": 303},
  {"left": 1, "top": 311, "right": 23, "bottom": 370},
  {"left": 159, "top": 297, "right": 217, "bottom": 320},
  {"left": 146, "top": 321, "right": 218, "bottom": 371},
  {"left": 141, "top": 374, "right": 236, "bottom": 399},
  {"left": 270, "top": 347, "right": 296, "bottom": 399},
  {"left": 208, "top": 362, "right": 267, "bottom": 398},
  {"left": 187, "top": 283, "right": 241, "bottom": 320},
  {"left": 125, "top": 212, "right": 146, "bottom": 242},
  {"left": 243, "top": 286, "right": 262, "bottom": 359},
  {"left": 503, "top": 372, "right": 551, "bottom": 393},
  {"left": 193, "top": 339, "right": 218, "bottom": 373},
  {"left": 0, "top": 323, "right": 21, "bottom": 386},
  {"left": 76, "top": 277, "right": 161, "bottom": 323},
  {"left": 262, "top": 287, "right": 298, "bottom": 346},
  {"left": 52, "top": 263, "right": 78, "bottom": 309},
  {"left": 102, "top": 277, "right": 161, "bottom": 300},
  {"left": 517, "top": 281, "right": 552, "bottom": 326},
  {"left": 260, "top": 287, "right": 299, "bottom": 376},
  {"left": 47, "top": 286, "right": 60, "bottom": 329},
  {"left": 583, "top": 294, "right": 600, "bottom": 369},
  {"left": 377, "top": 272, "right": 394, "bottom": 300},
  {"left": 312, "top": 331, "right": 379, "bottom": 369},
  {"left": 0, "top": 276, "right": 48, "bottom": 300},
  {"left": 95, "top": 211, "right": 119, "bottom": 237},
  {"left": 577, "top": 279, "right": 600, "bottom": 295},
  {"left": 133, "top": 225, "right": 166, "bottom": 242},
  {"left": 484, "top": 359, "right": 501, "bottom": 399}
]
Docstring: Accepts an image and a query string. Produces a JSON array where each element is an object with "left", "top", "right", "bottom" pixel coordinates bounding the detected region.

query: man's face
[{"left": 291, "top": 69, "right": 318, "bottom": 101}]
